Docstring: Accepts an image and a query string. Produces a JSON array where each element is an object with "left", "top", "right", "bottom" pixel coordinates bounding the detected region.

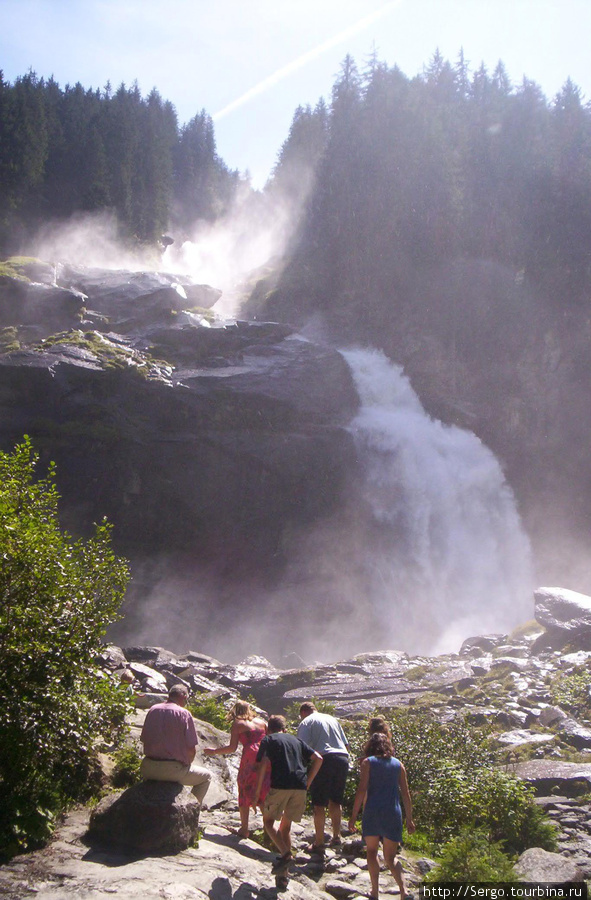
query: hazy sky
[{"left": 1, "top": 0, "right": 589, "bottom": 188}]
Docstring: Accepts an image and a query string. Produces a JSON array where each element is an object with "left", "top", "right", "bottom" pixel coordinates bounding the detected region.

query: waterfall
[{"left": 341, "top": 347, "right": 533, "bottom": 654}]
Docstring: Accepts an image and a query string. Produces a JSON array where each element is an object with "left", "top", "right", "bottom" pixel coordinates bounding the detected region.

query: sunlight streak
[{"left": 212, "top": 0, "right": 405, "bottom": 121}]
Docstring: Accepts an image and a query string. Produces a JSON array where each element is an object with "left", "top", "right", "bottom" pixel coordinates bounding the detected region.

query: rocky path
[{"left": 0, "top": 800, "right": 423, "bottom": 900}]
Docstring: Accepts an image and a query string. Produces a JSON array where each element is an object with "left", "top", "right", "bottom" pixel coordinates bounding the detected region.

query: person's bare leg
[
  {"left": 313, "top": 805, "right": 326, "bottom": 846},
  {"left": 365, "top": 835, "right": 381, "bottom": 899},
  {"left": 328, "top": 800, "right": 342, "bottom": 841},
  {"left": 238, "top": 805, "right": 249, "bottom": 838},
  {"left": 277, "top": 816, "right": 293, "bottom": 856},
  {"left": 263, "top": 816, "right": 289, "bottom": 856},
  {"left": 383, "top": 839, "right": 407, "bottom": 899}
]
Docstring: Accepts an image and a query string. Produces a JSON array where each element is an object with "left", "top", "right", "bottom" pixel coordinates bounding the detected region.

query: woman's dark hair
[
  {"left": 367, "top": 716, "right": 392, "bottom": 741},
  {"left": 363, "top": 731, "right": 393, "bottom": 759}
]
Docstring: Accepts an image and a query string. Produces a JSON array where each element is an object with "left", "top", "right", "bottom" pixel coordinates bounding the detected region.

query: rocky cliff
[{"left": 0, "top": 260, "right": 362, "bottom": 655}]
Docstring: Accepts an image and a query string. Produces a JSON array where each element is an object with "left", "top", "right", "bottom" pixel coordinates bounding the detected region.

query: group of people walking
[{"left": 139, "top": 686, "right": 414, "bottom": 899}]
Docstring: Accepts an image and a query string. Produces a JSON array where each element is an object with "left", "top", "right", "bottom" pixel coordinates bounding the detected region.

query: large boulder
[
  {"left": 534, "top": 587, "right": 591, "bottom": 647},
  {"left": 87, "top": 780, "right": 201, "bottom": 854},
  {"left": 512, "top": 760, "right": 591, "bottom": 796},
  {"left": 515, "top": 848, "right": 584, "bottom": 883}
]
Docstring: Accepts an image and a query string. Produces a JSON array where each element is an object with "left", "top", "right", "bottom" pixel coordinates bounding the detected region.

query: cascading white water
[{"left": 342, "top": 347, "right": 533, "bottom": 653}]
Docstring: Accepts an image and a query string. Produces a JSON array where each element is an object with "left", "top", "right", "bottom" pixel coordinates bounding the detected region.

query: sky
[{"left": 1, "top": 0, "right": 590, "bottom": 189}]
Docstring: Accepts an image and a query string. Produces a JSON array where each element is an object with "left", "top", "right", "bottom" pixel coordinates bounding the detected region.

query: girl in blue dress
[{"left": 348, "top": 733, "right": 415, "bottom": 900}]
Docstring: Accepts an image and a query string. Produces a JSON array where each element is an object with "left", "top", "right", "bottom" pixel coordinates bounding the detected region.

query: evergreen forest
[
  {"left": 264, "top": 50, "right": 591, "bottom": 330},
  {"left": 0, "top": 71, "right": 241, "bottom": 250}
]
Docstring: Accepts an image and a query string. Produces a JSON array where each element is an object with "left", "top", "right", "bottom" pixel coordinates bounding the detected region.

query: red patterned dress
[{"left": 237, "top": 725, "right": 270, "bottom": 808}]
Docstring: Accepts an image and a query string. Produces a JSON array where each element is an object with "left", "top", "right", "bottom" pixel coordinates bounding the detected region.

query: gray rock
[
  {"left": 513, "top": 760, "right": 591, "bottom": 796},
  {"left": 128, "top": 663, "right": 168, "bottom": 691},
  {"left": 538, "top": 706, "right": 568, "bottom": 726},
  {"left": 324, "top": 881, "right": 359, "bottom": 898},
  {"left": 459, "top": 634, "right": 506, "bottom": 655},
  {"left": 415, "top": 857, "right": 437, "bottom": 874},
  {"left": 557, "top": 717, "right": 591, "bottom": 749},
  {"left": 96, "top": 644, "right": 127, "bottom": 669},
  {"left": 134, "top": 692, "right": 167, "bottom": 709},
  {"left": 535, "top": 587, "right": 591, "bottom": 640},
  {"left": 515, "top": 847, "right": 584, "bottom": 882},
  {"left": 497, "top": 729, "right": 555, "bottom": 747},
  {"left": 0, "top": 278, "right": 85, "bottom": 334},
  {"left": 123, "top": 647, "right": 179, "bottom": 665},
  {"left": 87, "top": 781, "right": 201, "bottom": 854}
]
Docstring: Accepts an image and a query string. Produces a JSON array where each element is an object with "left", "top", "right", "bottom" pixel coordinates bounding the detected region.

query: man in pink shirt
[{"left": 140, "top": 684, "right": 211, "bottom": 804}]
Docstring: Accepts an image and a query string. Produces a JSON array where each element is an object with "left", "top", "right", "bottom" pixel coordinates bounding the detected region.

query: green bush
[
  {"left": 111, "top": 743, "right": 142, "bottom": 788},
  {"left": 343, "top": 709, "right": 556, "bottom": 854},
  {"left": 0, "top": 438, "right": 131, "bottom": 860},
  {"left": 187, "top": 694, "right": 229, "bottom": 730},
  {"left": 424, "top": 827, "right": 518, "bottom": 883}
]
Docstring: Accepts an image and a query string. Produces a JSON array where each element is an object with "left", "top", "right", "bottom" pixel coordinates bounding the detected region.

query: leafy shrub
[
  {"left": 111, "top": 743, "right": 142, "bottom": 788},
  {"left": 343, "top": 709, "right": 556, "bottom": 854},
  {"left": 0, "top": 438, "right": 130, "bottom": 860},
  {"left": 187, "top": 694, "right": 229, "bottom": 730},
  {"left": 425, "top": 761, "right": 557, "bottom": 852},
  {"left": 424, "top": 827, "right": 518, "bottom": 883}
]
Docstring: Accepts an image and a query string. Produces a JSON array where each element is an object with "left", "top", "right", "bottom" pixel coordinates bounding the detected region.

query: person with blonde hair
[
  {"left": 204, "top": 700, "right": 270, "bottom": 838},
  {"left": 348, "top": 732, "right": 415, "bottom": 900}
]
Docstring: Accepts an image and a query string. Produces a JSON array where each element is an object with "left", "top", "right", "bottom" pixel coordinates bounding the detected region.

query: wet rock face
[{"left": 0, "top": 265, "right": 359, "bottom": 590}]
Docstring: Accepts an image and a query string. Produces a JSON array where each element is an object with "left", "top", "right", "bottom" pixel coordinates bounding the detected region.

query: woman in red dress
[{"left": 204, "top": 700, "right": 270, "bottom": 838}]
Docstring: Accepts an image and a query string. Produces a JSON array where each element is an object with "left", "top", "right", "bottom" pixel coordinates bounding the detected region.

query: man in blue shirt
[{"left": 297, "top": 702, "right": 350, "bottom": 851}]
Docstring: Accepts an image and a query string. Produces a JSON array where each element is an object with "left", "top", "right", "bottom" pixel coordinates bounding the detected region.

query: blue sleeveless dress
[{"left": 362, "top": 755, "right": 403, "bottom": 842}]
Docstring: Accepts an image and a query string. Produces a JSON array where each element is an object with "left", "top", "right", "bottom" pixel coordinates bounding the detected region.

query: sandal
[
  {"left": 271, "top": 851, "right": 292, "bottom": 872},
  {"left": 329, "top": 835, "right": 342, "bottom": 846},
  {"left": 306, "top": 842, "right": 326, "bottom": 853}
]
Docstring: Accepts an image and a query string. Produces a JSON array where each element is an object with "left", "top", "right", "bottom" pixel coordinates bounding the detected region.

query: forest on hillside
[
  {"left": 257, "top": 51, "right": 591, "bottom": 327},
  {"left": 0, "top": 71, "right": 242, "bottom": 250}
]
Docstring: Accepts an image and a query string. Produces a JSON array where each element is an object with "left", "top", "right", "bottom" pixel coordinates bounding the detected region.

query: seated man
[
  {"left": 253, "top": 715, "right": 323, "bottom": 870},
  {"left": 140, "top": 684, "right": 211, "bottom": 805}
]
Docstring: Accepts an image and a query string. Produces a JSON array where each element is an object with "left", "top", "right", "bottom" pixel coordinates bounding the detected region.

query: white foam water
[{"left": 342, "top": 347, "right": 533, "bottom": 653}]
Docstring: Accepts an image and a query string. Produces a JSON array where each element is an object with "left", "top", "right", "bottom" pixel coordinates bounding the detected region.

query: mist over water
[
  {"left": 341, "top": 347, "right": 533, "bottom": 654},
  {"left": 121, "top": 345, "right": 534, "bottom": 664}
]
